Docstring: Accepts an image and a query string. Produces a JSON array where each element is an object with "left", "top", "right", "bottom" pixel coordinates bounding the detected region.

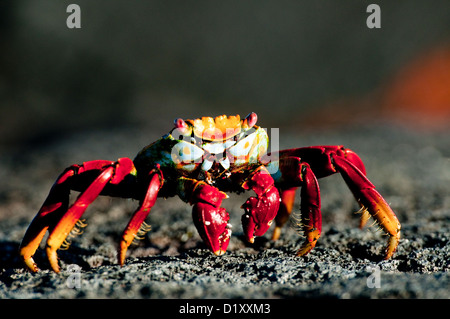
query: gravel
[{"left": 0, "top": 124, "right": 449, "bottom": 299}]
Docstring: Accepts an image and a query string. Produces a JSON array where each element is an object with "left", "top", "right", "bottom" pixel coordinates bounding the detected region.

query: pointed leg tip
[
  {"left": 384, "top": 232, "right": 401, "bottom": 260},
  {"left": 118, "top": 241, "right": 128, "bottom": 266},
  {"left": 296, "top": 247, "right": 311, "bottom": 257},
  {"left": 296, "top": 238, "right": 318, "bottom": 257},
  {"left": 23, "top": 257, "right": 40, "bottom": 273},
  {"left": 46, "top": 246, "right": 61, "bottom": 273},
  {"left": 20, "top": 246, "right": 40, "bottom": 272},
  {"left": 118, "top": 255, "right": 125, "bottom": 266}
]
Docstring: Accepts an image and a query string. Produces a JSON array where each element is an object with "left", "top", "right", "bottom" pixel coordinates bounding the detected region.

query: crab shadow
[
  {"left": 346, "top": 241, "right": 384, "bottom": 262},
  {"left": 0, "top": 241, "right": 23, "bottom": 270}
]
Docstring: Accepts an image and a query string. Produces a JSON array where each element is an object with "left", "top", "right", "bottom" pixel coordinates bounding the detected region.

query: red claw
[
  {"left": 192, "top": 203, "right": 231, "bottom": 255},
  {"left": 242, "top": 186, "right": 279, "bottom": 242},
  {"left": 187, "top": 181, "right": 231, "bottom": 255},
  {"left": 241, "top": 167, "right": 280, "bottom": 243}
]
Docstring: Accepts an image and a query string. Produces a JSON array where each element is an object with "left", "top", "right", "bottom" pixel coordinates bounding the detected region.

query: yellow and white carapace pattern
[{"left": 169, "top": 126, "right": 269, "bottom": 174}]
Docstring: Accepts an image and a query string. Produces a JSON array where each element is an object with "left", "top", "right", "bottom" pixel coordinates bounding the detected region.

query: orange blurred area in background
[
  {"left": 382, "top": 45, "right": 450, "bottom": 129},
  {"left": 298, "top": 44, "right": 450, "bottom": 132}
]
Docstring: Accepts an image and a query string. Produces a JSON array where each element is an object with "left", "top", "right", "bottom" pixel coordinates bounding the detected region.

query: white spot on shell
[{"left": 201, "top": 159, "right": 214, "bottom": 172}]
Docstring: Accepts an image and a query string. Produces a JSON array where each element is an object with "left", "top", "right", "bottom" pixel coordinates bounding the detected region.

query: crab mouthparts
[{"left": 192, "top": 203, "right": 231, "bottom": 255}]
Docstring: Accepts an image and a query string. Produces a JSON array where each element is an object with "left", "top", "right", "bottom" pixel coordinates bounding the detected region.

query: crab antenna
[
  {"left": 173, "top": 118, "right": 191, "bottom": 136},
  {"left": 243, "top": 112, "right": 258, "bottom": 129}
]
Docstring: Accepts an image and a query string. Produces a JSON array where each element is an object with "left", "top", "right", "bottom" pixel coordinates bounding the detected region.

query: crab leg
[
  {"left": 269, "top": 157, "right": 322, "bottom": 255},
  {"left": 46, "top": 166, "right": 115, "bottom": 272},
  {"left": 19, "top": 167, "right": 74, "bottom": 272},
  {"left": 331, "top": 155, "right": 401, "bottom": 259},
  {"left": 296, "top": 163, "right": 322, "bottom": 256},
  {"left": 271, "top": 187, "right": 296, "bottom": 241},
  {"left": 118, "top": 168, "right": 163, "bottom": 266},
  {"left": 20, "top": 158, "right": 137, "bottom": 272},
  {"left": 267, "top": 146, "right": 401, "bottom": 259}
]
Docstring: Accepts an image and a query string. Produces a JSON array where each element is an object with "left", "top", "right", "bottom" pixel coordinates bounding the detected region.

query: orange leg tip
[
  {"left": 296, "top": 240, "right": 316, "bottom": 257},
  {"left": 20, "top": 245, "right": 40, "bottom": 272},
  {"left": 384, "top": 232, "right": 401, "bottom": 260},
  {"left": 296, "top": 228, "right": 320, "bottom": 257},
  {"left": 23, "top": 256, "right": 40, "bottom": 273},
  {"left": 46, "top": 246, "right": 61, "bottom": 273},
  {"left": 118, "top": 241, "right": 128, "bottom": 266},
  {"left": 271, "top": 226, "right": 281, "bottom": 241}
]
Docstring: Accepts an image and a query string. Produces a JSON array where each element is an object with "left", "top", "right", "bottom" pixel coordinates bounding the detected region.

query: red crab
[{"left": 19, "top": 112, "right": 401, "bottom": 272}]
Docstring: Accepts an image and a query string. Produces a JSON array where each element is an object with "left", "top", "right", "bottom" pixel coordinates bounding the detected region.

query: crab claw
[
  {"left": 241, "top": 167, "right": 280, "bottom": 243},
  {"left": 192, "top": 203, "right": 231, "bottom": 255},
  {"left": 241, "top": 186, "right": 279, "bottom": 243}
]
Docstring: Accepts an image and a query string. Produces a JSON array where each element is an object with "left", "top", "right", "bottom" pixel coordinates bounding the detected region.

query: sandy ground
[{"left": 0, "top": 125, "right": 449, "bottom": 299}]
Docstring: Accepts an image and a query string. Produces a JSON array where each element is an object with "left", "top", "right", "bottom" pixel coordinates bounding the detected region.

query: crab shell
[
  {"left": 174, "top": 113, "right": 257, "bottom": 140},
  {"left": 162, "top": 112, "right": 275, "bottom": 254},
  {"left": 168, "top": 112, "right": 268, "bottom": 174}
]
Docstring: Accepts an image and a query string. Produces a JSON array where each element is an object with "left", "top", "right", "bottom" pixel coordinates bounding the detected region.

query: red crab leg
[
  {"left": 241, "top": 165, "right": 280, "bottom": 243},
  {"left": 268, "top": 146, "right": 401, "bottom": 259},
  {"left": 46, "top": 166, "right": 115, "bottom": 272},
  {"left": 19, "top": 167, "right": 74, "bottom": 272},
  {"left": 331, "top": 155, "right": 401, "bottom": 259},
  {"left": 271, "top": 157, "right": 322, "bottom": 255},
  {"left": 20, "top": 158, "right": 137, "bottom": 272},
  {"left": 296, "top": 163, "right": 321, "bottom": 256},
  {"left": 119, "top": 168, "right": 163, "bottom": 266}
]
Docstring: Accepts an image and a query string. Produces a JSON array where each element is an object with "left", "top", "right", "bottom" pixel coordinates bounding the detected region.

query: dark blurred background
[{"left": 1, "top": 0, "right": 450, "bottom": 149}]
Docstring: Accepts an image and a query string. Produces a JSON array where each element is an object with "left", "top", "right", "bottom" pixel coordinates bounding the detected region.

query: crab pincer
[
  {"left": 241, "top": 166, "right": 280, "bottom": 243},
  {"left": 188, "top": 181, "right": 231, "bottom": 255},
  {"left": 192, "top": 203, "right": 231, "bottom": 255}
]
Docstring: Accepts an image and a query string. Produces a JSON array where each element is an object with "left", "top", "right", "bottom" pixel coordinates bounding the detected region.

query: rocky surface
[{"left": 0, "top": 125, "right": 448, "bottom": 299}]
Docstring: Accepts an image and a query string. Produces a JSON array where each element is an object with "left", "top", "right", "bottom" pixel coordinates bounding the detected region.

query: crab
[{"left": 19, "top": 112, "right": 401, "bottom": 272}]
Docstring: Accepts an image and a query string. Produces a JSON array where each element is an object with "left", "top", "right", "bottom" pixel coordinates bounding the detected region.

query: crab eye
[
  {"left": 243, "top": 112, "right": 257, "bottom": 129},
  {"left": 173, "top": 118, "right": 191, "bottom": 136}
]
